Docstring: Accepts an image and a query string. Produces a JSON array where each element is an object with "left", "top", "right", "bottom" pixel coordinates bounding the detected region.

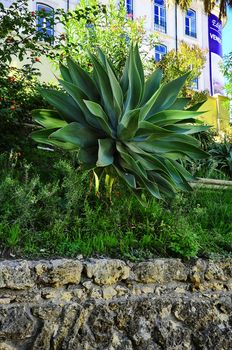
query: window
[
  {"left": 126, "top": 0, "right": 133, "bottom": 18},
  {"left": 185, "top": 9, "right": 196, "bottom": 38},
  {"left": 191, "top": 77, "right": 199, "bottom": 90},
  {"left": 154, "top": 44, "right": 167, "bottom": 61},
  {"left": 154, "top": 0, "right": 166, "bottom": 33},
  {"left": 36, "top": 3, "right": 54, "bottom": 39}
]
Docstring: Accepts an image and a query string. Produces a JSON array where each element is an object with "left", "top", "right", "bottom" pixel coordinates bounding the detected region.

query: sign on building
[{"left": 208, "top": 13, "right": 224, "bottom": 95}]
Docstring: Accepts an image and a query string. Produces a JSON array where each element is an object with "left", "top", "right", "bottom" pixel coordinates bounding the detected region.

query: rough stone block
[
  {"left": 133, "top": 259, "right": 188, "bottom": 283},
  {"left": 0, "top": 261, "right": 34, "bottom": 290},
  {"left": 85, "top": 259, "right": 130, "bottom": 285}
]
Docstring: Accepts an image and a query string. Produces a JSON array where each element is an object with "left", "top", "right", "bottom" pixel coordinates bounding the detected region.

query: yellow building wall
[{"left": 198, "top": 95, "right": 231, "bottom": 133}]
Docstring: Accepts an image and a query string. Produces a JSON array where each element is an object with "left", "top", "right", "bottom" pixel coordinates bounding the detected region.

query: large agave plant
[{"left": 31, "top": 44, "right": 208, "bottom": 200}]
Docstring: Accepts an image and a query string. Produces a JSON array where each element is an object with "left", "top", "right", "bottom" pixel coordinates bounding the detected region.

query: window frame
[
  {"left": 126, "top": 0, "right": 133, "bottom": 18},
  {"left": 154, "top": 44, "right": 167, "bottom": 62},
  {"left": 191, "top": 77, "right": 199, "bottom": 90},
  {"left": 185, "top": 8, "right": 197, "bottom": 38},
  {"left": 154, "top": 0, "right": 167, "bottom": 34},
  {"left": 36, "top": 2, "right": 54, "bottom": 40}
]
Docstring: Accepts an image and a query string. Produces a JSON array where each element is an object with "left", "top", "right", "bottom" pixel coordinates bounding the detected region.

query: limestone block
[
  {"left": 85, "top": 259, "right": 130, "bottom": 285},
  {"left": 102, "top": 286, "right": 117, "bottom": 299},
  {"left": 0, "top": 305, "right": 35, "bottom": 339},
  {"left": 133, "top": 259, "right": 187, "bottom": 283},
  {"left": 35, "top": 259, "right": 83, "bottom": 287},
  {"left": 0, "top": 260, "right": 34, "bottom": 289}
]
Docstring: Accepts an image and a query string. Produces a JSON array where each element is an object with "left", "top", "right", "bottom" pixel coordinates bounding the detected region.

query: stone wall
[{"left": 0, "top": 258, "right": 231, "bottom": 350}]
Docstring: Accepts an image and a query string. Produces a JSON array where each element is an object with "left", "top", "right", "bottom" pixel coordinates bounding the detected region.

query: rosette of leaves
[{"left": 31, "top": 44, "right": 208, "bottom": 201}]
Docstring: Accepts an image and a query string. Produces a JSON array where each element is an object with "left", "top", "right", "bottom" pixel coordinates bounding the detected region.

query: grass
[{"left": 0, "top": 152, "right": 231, "bottom": 260}]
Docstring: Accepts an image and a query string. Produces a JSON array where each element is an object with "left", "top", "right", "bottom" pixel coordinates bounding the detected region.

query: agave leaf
[
  {"left": 31, "top": 128, "right": 57, "bottom": 143},
  {"left": 136, "top": 121, "right": 173, "bottom": 137},
  {"left": 32, "top": 109, "right": 67, "bottom": 129},
  {"left": 39, "top": 88, "right": 87, "bottom": 125},
  {"left": 163, "top": 158, "right": 193, "bottom": 191},
  {"left": 135, "top": 140, "right": 208, "bottom": 160},
  {"left": 96, "top": 47, "right": 118, "bottom": 78},
  {"left": 117, "top": 109, "right": 140, "bottom": 140},
  {"left": 124, "top": 45, "right": 143, "bottom": 112},
  {"left": 167, "top": 97, "right": 190, "bottom": 110},
  {"left": 84, "top": 100, "right": 114, "bottom": 137},
  {"left": 172, "top": 160, "right": 194, "bottom": 181},
  {"left": 50, "top": 122, "right": 99, "bottom": 148},
  {"left": 149, "top": 172, "right": 176, "bottom": 196},
  {"left": 31, "top": 128, "right": 77, "bottom": 150},
  {"left": 106, "top": 60, "right": 123, "bottom": 117},
  {"left": 89, "top": 53, "right": 116, "bottom": 127},
  {"left": 59, "top": 79, "right": 102, "bottom": 129},
  {"left": 59, "top": 62, "right": 73, "bottom": 83},
  {"left": 134, "top": 44, "right": 144, "bottom": 93},
  {"left": 125, "top": 142, "right": 174, "bottom": 175},
  {"left": 97, "top": 138, "right": 114, "bottom": 167},
  {"left": 165, "top": 124, "right": 209, "bottom": 135},
  {"left": 139, "top": 176, "right": 161, "bottom": 199},
  {"left": 140, "top": 68, "right": 162, "bottom": 105},
  {"left": 120, "top": 51, "right": 130, "bottom": 95},
  {"left": 140, "top": 72, "right": 190, "bottom": 119},
  {"left": 113, "top": 166, "right": 137, "bottom": 188},
  {"left": 116, "top": 143, "right": 148, "bottom": 179},
  {"left": 147, "top": 133, "right": 201, "bottom": 147},
  {"left": 78, "top": 147, "right": 98, "bottom": 165},
  {"left": 147, "top": 110, "right": 203, "bottom": 126},
  {"left": 67, "top": 57, "right": 99, "bottom": 100},
  {"left": 132, "top": 153, "right": 161, "bottom": 171}
]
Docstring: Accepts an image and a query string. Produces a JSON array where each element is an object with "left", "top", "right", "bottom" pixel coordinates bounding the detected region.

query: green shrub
[
  {"left": 0, "top": 155, "right": 231, "bottom": 259},
  {"left": 32, "top": 44, "right": 208, "bottom": 202}
]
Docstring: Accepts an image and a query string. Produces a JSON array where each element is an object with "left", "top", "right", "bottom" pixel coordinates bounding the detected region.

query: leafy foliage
[
  {"left": 0, "top": 0, "right": 55, "bottom": 70},
  {"left": 0, "top": 0, "right": 59, "bottom": 152},
  {"left": 0, "top": 155, "right": 231, "bottom": 259},
  {"left": 208, "top": 139, "right": 232, "bottom": 178},
  {"left": 32, "top": 45, "right": 208, "bottom": 201},
  {"left": 50, "top": 0, "right": 158, "bottom": 75},
  {"left": 175, "top": 0, "right": 231, "bottom": 19},
  {"left": 156, "top": 41, "right": 208, "bottom": 101}
]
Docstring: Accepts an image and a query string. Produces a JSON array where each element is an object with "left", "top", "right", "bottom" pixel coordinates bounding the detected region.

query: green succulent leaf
[
  {"left": 114, "top": 167, "right": 137, "bottom": 189},
  {"left": 167, "top": 97, "right": 190, "bottom": 110},
  {"left": 89, "top": 53, "right": 116, "bottom": 127},
  {"left": 120, "top": 51, "right": 130, "bottom": 95},
  {"left": 84, "top": 100, "right": 114, "bottom": 137},
  {"left": 141, "top": 68, "right": 162, "bottom": 105},
  {"left": 50, "top": 122, "right": 99, "bottom": 148},
  {"left": 124, "top": 45, "right": 143, "bottom": 112},
  {"left": 140, "top": 72, "right": 190, "bottom": 119},
  {"left": 97, "top": 138, "right": 115, "bottom": 167},
  {"left": 136, "top": 121, "right": 173, "bottom": 137},
  {"left": 59, "top": 79, "right": 101, "bottom": 129},
  {"left": 31, "top": 128, "right": 77, "bottom": 150},
  {"left": 39, "top": 88, "right": 87, "bottom": 125},
  {"left": 117, "top": 109, "right": 140, "bottom": 140},
  {"left": 59, "top": 62, "right": 73, "bottom": 83},
  {"left": 106, "top": 60, "right": 123, "bottom": 117},
  {"left": 147, "top": 110, "right": 203, "bottom": 126},
  {"left": 165, "top": 124, "right": 209, "bottom": 135},
  {"left": 78, "top": 147, "right": 98, "bottom": 165},
  {"left": 32, "top": 109, "right": 67, "bottom": 129},
  {"left": 67, "top": 57, "right": 98, "bottom": 100}
]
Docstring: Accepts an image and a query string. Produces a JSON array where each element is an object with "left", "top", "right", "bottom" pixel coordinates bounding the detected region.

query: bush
[{"left": 0, "top": 154, "right": 231, "bottom": 259}]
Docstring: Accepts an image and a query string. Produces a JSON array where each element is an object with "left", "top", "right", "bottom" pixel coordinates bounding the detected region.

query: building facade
[{"left": 2, "top": 0, "right": 225, "bottom": 95}]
